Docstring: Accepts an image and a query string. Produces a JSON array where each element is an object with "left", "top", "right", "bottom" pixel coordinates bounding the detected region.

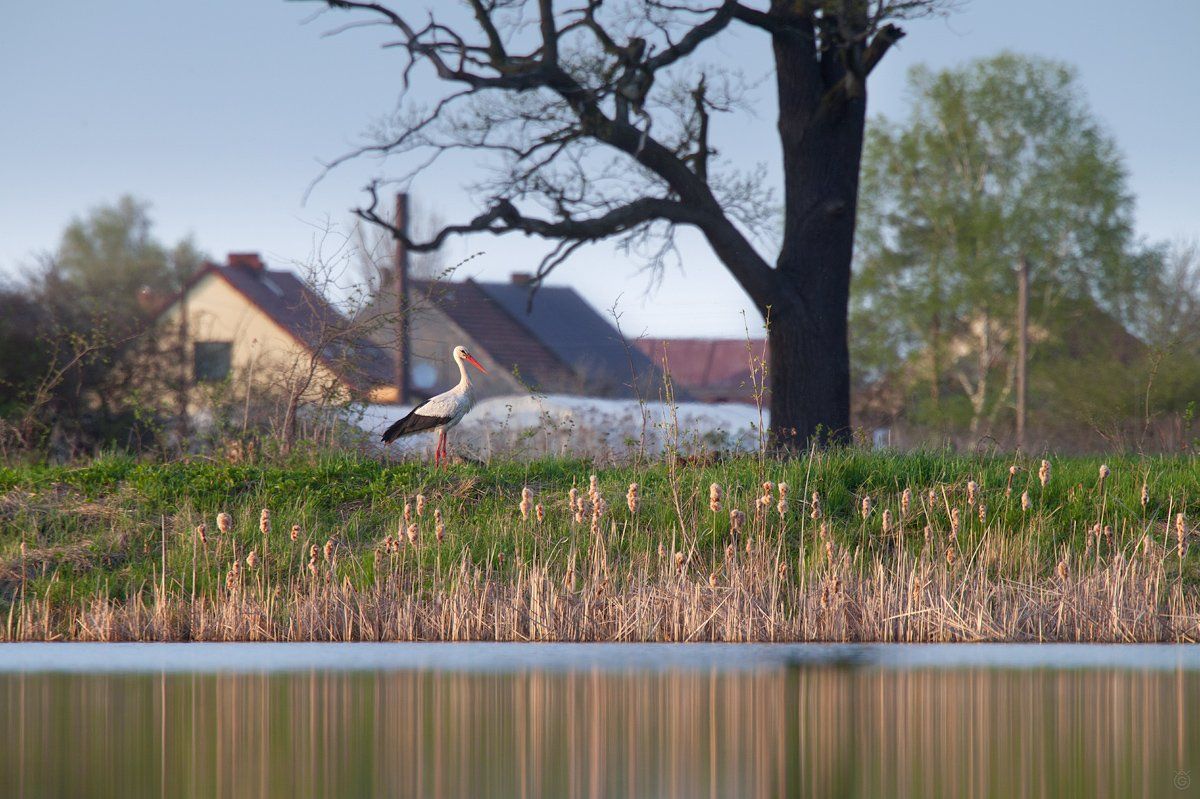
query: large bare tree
[{"left": 316, "top": 0, "right": 948, "bottom": 447}]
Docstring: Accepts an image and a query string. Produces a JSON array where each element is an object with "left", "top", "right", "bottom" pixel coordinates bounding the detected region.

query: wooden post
[
  {"left": 1015, "top": 254, "right": 1029, "bottom": 451},
  {"left": 394, "top": 193, "right": 411, "bottom": 405},
  {"left": 178, "top": 289, "right": 190, "bottom": 441}
]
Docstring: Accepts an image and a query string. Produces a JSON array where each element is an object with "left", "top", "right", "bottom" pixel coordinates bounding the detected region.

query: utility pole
[
  {"left": 1015, "top": 253, "right": 1029, "bottom": 451},
  {"left": 394, "top": 193, "right": 411, "bottom": 405}
]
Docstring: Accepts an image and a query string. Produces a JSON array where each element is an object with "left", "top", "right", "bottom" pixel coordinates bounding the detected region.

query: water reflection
[{"left": 3, "top": 664, "right": 1197, "bottom": 798}]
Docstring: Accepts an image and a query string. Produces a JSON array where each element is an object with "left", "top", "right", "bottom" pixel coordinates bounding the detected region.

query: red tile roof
[{"left": 635, "top": 338, "right": 769, "bottom": 403}]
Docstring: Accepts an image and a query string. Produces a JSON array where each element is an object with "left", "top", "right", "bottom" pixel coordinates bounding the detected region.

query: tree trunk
[
  {"left": 768, "top": 299, "right": 850, "bottom": 448},
  {"left": 767, "top": 33, "right": 867, "bottom": 448}
]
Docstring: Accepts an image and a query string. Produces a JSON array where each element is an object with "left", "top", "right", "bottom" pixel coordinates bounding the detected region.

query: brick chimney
[
  {"left": 510, "top": 272, "right": 533, "bottom": 285},
  {"left": 228, "top": 252, "right": 264, "bottom": 271}
]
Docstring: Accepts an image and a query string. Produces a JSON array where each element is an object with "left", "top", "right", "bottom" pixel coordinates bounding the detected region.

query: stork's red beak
[{"left": 463, "top": 352, "right": 488, "bottom": 374}]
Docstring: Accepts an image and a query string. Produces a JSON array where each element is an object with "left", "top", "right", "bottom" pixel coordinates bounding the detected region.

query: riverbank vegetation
[{"left": 2, "top": 450, "right": 1197, "bottom": 642}]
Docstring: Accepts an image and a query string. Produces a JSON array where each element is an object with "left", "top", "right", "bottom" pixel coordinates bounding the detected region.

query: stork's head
[{"left": 454, "top": 345, "right": 488, "bottom": 374}]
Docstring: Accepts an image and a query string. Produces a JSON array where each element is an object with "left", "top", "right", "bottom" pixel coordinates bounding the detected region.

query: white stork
[{"left": 381, "top": 345, "right": 488, "bottom": 465}]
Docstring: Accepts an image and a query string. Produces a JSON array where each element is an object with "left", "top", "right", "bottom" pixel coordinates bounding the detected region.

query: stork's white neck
[{"left": 455, "top": 354, "right": 472, "bottom": 390}]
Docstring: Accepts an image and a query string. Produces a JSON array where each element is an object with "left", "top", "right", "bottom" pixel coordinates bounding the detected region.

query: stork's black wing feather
[{"left": 381, "top": 405, "right": 453, "bottom": 443}]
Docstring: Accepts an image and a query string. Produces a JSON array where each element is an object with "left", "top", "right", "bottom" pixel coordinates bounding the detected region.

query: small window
[{"left": 194, "top": 341, "right": 232, "bottom": 382}]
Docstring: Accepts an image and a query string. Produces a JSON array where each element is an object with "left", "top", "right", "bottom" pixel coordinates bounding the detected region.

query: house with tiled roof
[
  {"left": 154, "top": 252, "right": 395, "bottom": 407},
  {"left": 360, "top": 272, "right": 664, "bottom": 403},
  {"left": 157, "top": 251, "right": 664, "bottom": 412}
]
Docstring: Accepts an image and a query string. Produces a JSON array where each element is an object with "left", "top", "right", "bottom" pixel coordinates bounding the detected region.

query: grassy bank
[{"left": 2, "top": 450, "right": 1197, "bottom": 642}]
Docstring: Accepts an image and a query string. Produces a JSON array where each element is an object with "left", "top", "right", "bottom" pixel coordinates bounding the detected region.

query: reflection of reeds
[{"left": 3, "top": 665, "right": 1196, "bottom": 798}]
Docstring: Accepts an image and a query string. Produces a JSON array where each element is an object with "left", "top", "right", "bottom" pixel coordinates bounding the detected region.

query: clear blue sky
[{"left": 2, "top": 1, "right": 1197, "bottom": 337}]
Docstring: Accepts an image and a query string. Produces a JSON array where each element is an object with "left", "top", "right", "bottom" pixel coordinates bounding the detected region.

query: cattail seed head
[
  {"left": 978, "top": 504, "right": 987, "bottom": 525},
  {"left": 923, "top": 524, "right": 932, "bottom": 549},
  {"left": 217, "top": 512, "right": 232, "bottom": 534},
  {"left": 1177, "top": 513, "right": 1187, "bottom": 558},
  {"left": 1009, "top": 465, "right": 1018, "bottom": 477},
  {"left": 1140, "top": 482, "right": 1149, "bottom": 507},
  {"left": 900, "top": 488, "right": 912, "bottom": 517},
  {"left": 245, "top": 550, "right": 258, "bottom": 569},
  {"left": 861, "top": 495, "right": 873, "bottom": 520},
  {"left": 1056, "top": 560, "right": 1069, "bottom": 581},
  {"left": 820, "top": 522, "right": 835, "bottom": 560},
  {"left": 882, "top": 509, "right": 893, "bottom": 535},
  {"left": 777, "top": 496, "right": 789, "bottom": 519},
  {"left": 709, "top": 571, "right": 718, "bottom": 588},
  {"left": 966, "top": 481, "right": 978, "bottom": 507},
  {"left": 674, "top": 550, "right": 685, "bottom": 573},
  {"left": 195, "top": 523, "right": 207, "bottom": 545},
  {"left": 1021, "top": 491, "right": 1032, "bottom": 511},
  {"left": 259, "top": 508, "right": 270, "bottom": 535},
  {"left": 729, "top": 509, "right": 745, "bottom": 533},
  {"left": 950, "top": 508, "right": 960, "bottom": 541},
  {"left": 1039, "top": 460, "right": 1051, "bottom": 488},
  {"left": 777, "top": 481, "right": 789, "bottom": 498},
  {"left": 290, "top": 524, "right": 300, "bottom": 542},
  {"left": 403, "top": 501, "right": 412, "bottom": 524},
  {"left": 626, "top": 482, "right": 639, "bottom": 514},
  {"left": 434, "top": 508, "right": 445, "bottom": 542},
  {"left": 709, "top": 482, "right": 723, "bottom": 513},
  {"left": 927, "top": 489, "right": 937, "bottom": 508},
  {"left": 945, "top": 548, "right": 957, "bottom": 568},
  {"left": 535, "top": 503, "right": 545, "bottom": 523},
  {"left": 323, "top": 539, "right": 335, "bottom": 562},
  {"left": 307, "top": 558, "right": 318, "bottom": 577},
  {"left": 415, "top": 494, "right": 425, "bottom": 517},
  {"left": 810, "top": 492, "right": 822, "bottom": 520},
  {"left": 406, "top": 523, "right": 418, "bottom": 545},
  {"left": 519, "top": 486, "right": 533, "bottom": 521},
  {"left": 657, "top": 542, "right": 667, "bottom": 560},
  {"left": 1098, "top": 464, "right": 1110, "bottom": 483},
  {"left": 309, "top": 543, "right": 319, "bottom": 561}
]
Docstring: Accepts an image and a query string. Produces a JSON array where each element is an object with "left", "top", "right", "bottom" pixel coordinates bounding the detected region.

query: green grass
[{"left": 1, "top": 449, "right": 1197, "bottom": 640}]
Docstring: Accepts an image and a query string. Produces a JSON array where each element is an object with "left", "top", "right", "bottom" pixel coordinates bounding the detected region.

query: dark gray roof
[{"left": 474, "top": 281, "right": 661, "bottom": 397}]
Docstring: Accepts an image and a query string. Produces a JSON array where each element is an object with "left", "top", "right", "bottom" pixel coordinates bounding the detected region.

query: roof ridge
[{"left": 470, "top": 281, "right": 577, "bottom": 377}]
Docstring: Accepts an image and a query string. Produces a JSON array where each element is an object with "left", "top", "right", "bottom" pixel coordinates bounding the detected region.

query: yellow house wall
[{"left": 160, "top": 273, "right": 347, "bottom": 408}]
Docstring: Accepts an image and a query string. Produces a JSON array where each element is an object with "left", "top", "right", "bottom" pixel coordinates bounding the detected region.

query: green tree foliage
[
  {"left": 853, "top": 53, "right": 1164, "bottom": 440},
  {"left": 1, "top": 197, "right": 204, "bottom": 454}
]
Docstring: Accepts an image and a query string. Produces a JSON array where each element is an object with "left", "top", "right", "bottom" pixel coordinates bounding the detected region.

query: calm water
[{"left": 2, "top": 643, "right": 1198, "bottom": 799}]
